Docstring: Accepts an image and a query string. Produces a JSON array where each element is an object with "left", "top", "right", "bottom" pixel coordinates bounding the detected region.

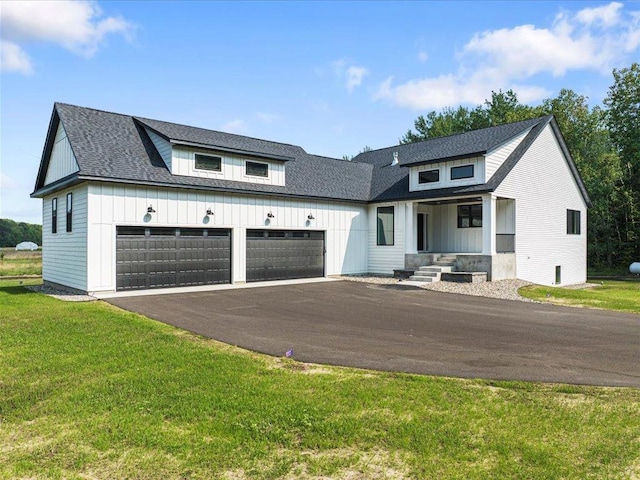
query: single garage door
[
  {"left": 116, "top": 227, "right": 231, "bottom": 291},
  {"left": 246, "top": 230, "right": 325, "bottom": 282}
]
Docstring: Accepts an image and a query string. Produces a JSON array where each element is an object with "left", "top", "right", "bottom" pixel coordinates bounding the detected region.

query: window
[
  {"left": 195, "top": 154, "right": 222, "bottom": 172},
  {"left": 66, "top": 193, "right": 73, "bottom": 232},
  {"left": 555, "top": 265, "right": 562, "bottom": 284},
  {"left": 51, "top": 198, "right": 58, "bottom": 234},
  {"left": 376, "top": 206, "right": 394, "bottom": 245},
  {"left": 418, "top": 169, "right": 440, "bottom": 184},
  {"left": 451, "top": 164, "right": 474, "bottom": 180},
  {"left": 457, "top": 204, "right": 482, "bottom": 228},
  {"left": 567, "top": 209, "right": 581, "bottom": 234},
  {"left": 246, "top": 161, "right": 268, "bottom": 177}
]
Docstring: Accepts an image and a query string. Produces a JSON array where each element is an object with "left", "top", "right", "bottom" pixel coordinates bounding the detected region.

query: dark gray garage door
[
  {"left": 116, "top": 227, "right": 231, "bottom": 291},
  {"left": 246, "top": 230, "right": 324, "bottom": 282}
]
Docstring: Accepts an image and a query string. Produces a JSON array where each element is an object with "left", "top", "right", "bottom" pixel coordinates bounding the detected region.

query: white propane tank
[{"left": 630, "top": 262, "right": 640, "bottom": 274}]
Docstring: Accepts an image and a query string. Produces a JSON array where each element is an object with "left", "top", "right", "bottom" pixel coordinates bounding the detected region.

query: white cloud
[
  {"left": 0, "top": 0, "right": 133, "bottom": 74},
  {"left": 0, "top": 40, "right": 32, "bottom": 74},
  {"left": 255, "top": 112, "right": 279, "bottom": 124},
  {"left": 376, "top": 2, "right": 640, "bottom": 110},
  {"left": 417, "top": 51, "right": 429, "bottom": 63},
  {"left": 221, "top": 119, "right": 248, "bottom": 134},
  {"left": 332, "top": 58, "right": 369, "bottom": 92},
  {"left": 345, "top": 66, "right": 369, "bottom": 92}
]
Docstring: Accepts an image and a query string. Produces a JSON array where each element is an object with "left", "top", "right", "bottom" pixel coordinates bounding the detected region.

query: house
[{"left": 31, "top": 103, "right": 590, "bottom": 294}]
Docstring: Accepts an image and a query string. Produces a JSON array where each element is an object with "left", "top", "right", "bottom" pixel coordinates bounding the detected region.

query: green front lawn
[
  {"left": 519, "top": 280, "right": 640, "bottom": 314},
  {"left": 1, "top": 282, "right": 639, "bottom": 479}
]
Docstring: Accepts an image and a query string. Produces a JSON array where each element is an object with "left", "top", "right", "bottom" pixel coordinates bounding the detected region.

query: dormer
[
  {"left": 409, "top": 156, "right": 485, "bottom": 191},
  {"left": 138, "top": 119, "right": 294, "bottom": 187}
]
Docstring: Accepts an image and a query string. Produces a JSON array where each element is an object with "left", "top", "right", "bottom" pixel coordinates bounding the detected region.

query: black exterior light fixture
[
  {"left": 307, "top": 213, "right": 315, "bottom": 220},
  {"left": 206, "top": 208, "right": 214, "bottom": 216},
  {"left": 147, "top": 205, "right": 156, "bottom": 214},
  {"left": 267, "top": 212, "right": 275, "bottom": 219}
]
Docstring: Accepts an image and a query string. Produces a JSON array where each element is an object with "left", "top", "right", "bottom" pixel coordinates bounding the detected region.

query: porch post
[
  {"left": 482, "top": 195, "right": 496, "bottom": 255},
  {"left": 405, "top": 201, "right": 417, "bottom": 254}
]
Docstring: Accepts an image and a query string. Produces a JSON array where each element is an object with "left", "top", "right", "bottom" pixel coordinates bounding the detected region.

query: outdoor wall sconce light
[
  {"left": 206, "top": 208, "right": 214, "bottom": 216},
  {"left": 147, "top": 205, "right": 156, "bottom": 214},
  {"left": 267, "top": 212, "right": 275, "bottom": 218},
  {"left": 307, "top": 213, "right": 315, "bottom": 220}
]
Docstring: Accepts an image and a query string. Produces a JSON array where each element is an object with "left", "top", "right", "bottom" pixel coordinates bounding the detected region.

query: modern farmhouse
[{"left": 32, "top": 103, "right": 590, "bottom": 294}]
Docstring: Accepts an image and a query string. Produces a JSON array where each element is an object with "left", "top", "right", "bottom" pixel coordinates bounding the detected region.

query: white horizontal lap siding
[
  {"left": 171, "top": 146, "right": 285, "bottom": 186},
  {"left": 86, "top": 183, "right": 368, "bottom": 292},
  {"left": 42, "top": 186, "right": 88, "bottom": 291},
  {"left": 44, "top": 123, "right": 79, "bottom": 185},
  {"left": 495, "top": 125, "right": 587, "bottom": 286},
  {"left": 409, "top": 157, "right": 485, "bottom": 192},
  {"left": 367, "top": 202, "right": 405, "bottom": 274},
  {"left": 145, "top": 129, "right": 172, "bottom": 170},
  {"left": 431, "top": 203, "right": 482, "bottom": 253},
  {"left": 485, "top": 129, "right": 529, "bottom": 181}
]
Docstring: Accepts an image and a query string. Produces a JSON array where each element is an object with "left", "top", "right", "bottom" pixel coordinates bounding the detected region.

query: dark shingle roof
[
  {"left": 32, "top": 104, "right": 589, "bottom": 207},
  {"left": 33, "top": 103, "right": 372, "bottom": 202}
]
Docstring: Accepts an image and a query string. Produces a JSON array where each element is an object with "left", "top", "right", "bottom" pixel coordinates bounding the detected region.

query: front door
[{"left": 417, "top": 213, "right": 428, "bottom": 252}]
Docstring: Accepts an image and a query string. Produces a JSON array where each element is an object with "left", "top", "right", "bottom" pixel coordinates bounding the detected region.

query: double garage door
[{"left": 116, "top": 227, "right": 324, "bottom": 291}]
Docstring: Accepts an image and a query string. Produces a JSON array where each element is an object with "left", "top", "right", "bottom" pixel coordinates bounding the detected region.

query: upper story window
[
  {"left": 567, "top": 209, "right": 581, "bottom": 234},
  {"left": 451, "top": 164, "right": 474, "bottom": 180},
  {"left": 376, "top": 206, "right": 395, "bottom": 246},
  {"left": 51, "top": 198, "right": 58, "bottom": 234},
  {"left": 418, "top": 169, "right": 440, "bottom": 184},
  {"left": 246, "top": 160, "right": 268, "bottom": 178},
  {"left": 458, "top": 204, "right": 482, "bottom": 228},
  {"left": 195, "top": 154, "right": 222, "bottom": 172},
  {"left": 66, "top": 193, "right": 73, "bottom": 232}
]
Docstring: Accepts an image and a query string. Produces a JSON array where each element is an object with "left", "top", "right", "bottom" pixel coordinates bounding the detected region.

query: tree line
[
  {"left": 0, "top": 218, "right": 42, "bottom": 248},
  {"left": 401, "top": 63, "right": 639, "bottom": 269}
]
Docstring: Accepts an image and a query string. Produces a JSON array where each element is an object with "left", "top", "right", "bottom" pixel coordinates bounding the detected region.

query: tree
[
  {"left": 0, "top": 219, "right": 42, "bottom": 247},
  {"left": 603, "top": 63, "right": 640, "bottom": 262}
]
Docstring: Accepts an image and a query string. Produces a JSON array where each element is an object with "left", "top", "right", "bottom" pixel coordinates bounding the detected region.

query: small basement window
[
  {"left": 418, "top": 169, "right": 440, "bottom": 184},
  {"left": 195, "top": 154, "right": 222, "bottom": 172},
  {"left": 567, "top": 209, "right": 581, "bottom": 235},
  {"left": 458, "top": 204, "right": 482, "bottom": 228},
  {"left": 377, "top": 206, "right": 395, "bottom": 246},
  {"left": 246, "top": 160, "right": 268, "bottom": 177},
  {"left": 451, "top": 164, "right": 474, "bottom": 180}
]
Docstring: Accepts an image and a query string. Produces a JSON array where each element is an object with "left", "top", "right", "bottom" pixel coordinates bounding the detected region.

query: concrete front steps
[{"left": 409, "top": 264, "right": 455, "bottom": 283}]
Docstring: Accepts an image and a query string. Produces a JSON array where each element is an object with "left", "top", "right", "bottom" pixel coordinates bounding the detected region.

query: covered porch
[{"left": 403, "top": 194, "right": 516, "bottom": 281}]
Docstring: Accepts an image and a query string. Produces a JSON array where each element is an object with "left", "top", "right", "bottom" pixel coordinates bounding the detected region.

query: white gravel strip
[
  {"left": 339, "top": 275, "right": 537, "bottom": 302},
  {"left": 26, "top": 284, "right": 97, "bottom": 302}
]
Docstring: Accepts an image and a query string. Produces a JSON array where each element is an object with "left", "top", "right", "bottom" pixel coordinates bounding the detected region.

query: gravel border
[
  {"left": 25, "top": 284, "right": 97, "bottom": 302},
  {"left": 339, "top": 274, "right": 537, "bottom": 302}
]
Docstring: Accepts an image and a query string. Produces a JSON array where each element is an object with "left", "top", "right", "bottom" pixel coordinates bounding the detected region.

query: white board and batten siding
[
  {"left": 484, "top": 129, "right": 530, "bottom": 181},
  {"left": 44, "top": 123, "right": 79, "bottom": 185},
  {"left": 495, "top": 124, "right": 587, "bottom": 286},
  {"left": 430, "top": 203, "right": 482, "bottom": 253},
  {"left": 367, "top": 202, "right": 406, "bottom": 274},
  {"left": 409, "top": 157, "right": 485, "bottom": 192},
  {"left": 86, "top": 183, "right": 368, "bottom": 293},
  {"left": 42, "top": 186, "right": 88, "bottom": 291}
]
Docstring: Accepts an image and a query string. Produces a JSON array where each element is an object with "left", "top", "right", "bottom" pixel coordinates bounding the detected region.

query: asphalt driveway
[{"left": 107, "top": 281, "right": 640, "bottom": 387}]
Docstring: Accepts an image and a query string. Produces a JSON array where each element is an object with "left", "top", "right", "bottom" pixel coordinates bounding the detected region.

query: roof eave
[
  {"left": 168, "top": 140, "right": 295, "bottom": 162},
  {"left": 401, "top": 151, "right": 487, "bottom": 168},
  {"left": 30, "top": 173, "right": 82, "bottom": 198}
]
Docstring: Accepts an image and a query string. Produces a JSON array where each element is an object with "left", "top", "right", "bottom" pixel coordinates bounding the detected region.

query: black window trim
[
  {"left": 66, "top": 192, "right": 73, "bottom": 233},
  {"left": 376, "top": 205, "right": 395, "bottom": 246},
  {"left": 245, "top": 160, "right": 269, "bottom": 178},
  {"left": 51, "top": 197, "right": 58, "bottom": 234},
  {"left": 194, "top": 153, "right": 222, "bottom": 172},
  {"left": 450, "top": 164, "right": 475, "bottom": 181},
  {"left": 567, "top": 209, "right": 581, "bottom": 235},
  {"left": 457, "top": 204, "right": 483, "bottom": 228},
  {"left": 418, "top": 168, "right": 440, "bottom": 184}
]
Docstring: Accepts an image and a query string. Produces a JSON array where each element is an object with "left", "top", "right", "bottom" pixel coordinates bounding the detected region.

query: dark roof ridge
[
  {"left": 54, "top": 102, "right": 136, "bottom": 121},
  {"left": 134, "top": 116, "right": 307, "bottom": 153},
  {"left": 355, "top": 115, "right": 550, "bottom": 157}
]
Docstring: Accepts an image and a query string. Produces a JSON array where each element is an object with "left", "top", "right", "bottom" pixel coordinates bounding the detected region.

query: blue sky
[{"left": 1, "top": 0, "right": 639, "bottom": 224}]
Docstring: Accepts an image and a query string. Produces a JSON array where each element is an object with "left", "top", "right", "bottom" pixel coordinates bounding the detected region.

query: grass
[
  {"left": 519, "top": 279, "right": 640, "bottom": 314},
  {"left": 0, "top": 248, "right": 42, "bottom": 277},
  {"left": 1, "top": 281, "right": 639, "bottom": 479}
]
